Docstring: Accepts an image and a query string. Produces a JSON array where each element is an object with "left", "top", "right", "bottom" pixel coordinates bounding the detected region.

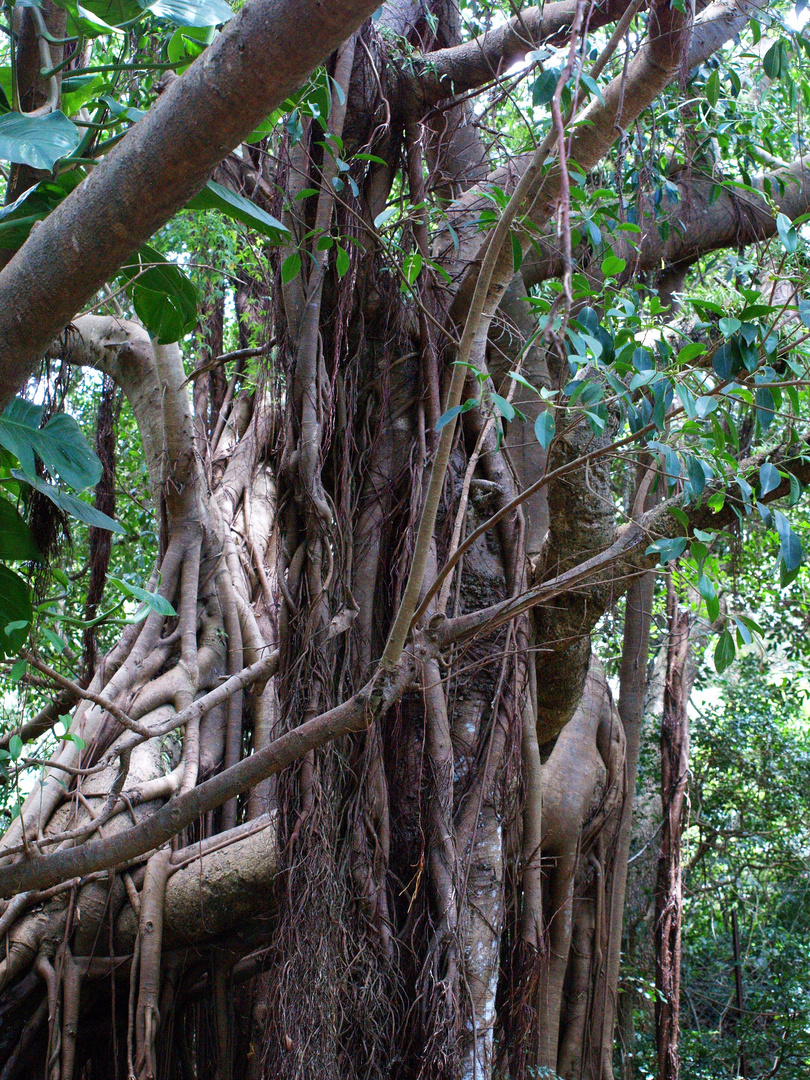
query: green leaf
[
  {"left": 734, "top": 612, "right": 763, "bottom": 637},
  {"left": 763, "top": 39, "right": 787, "bottom": 80},
  {"left": 670, "top": 507, "right": 689, "bottom": 531},
  {"left": 139, "top": 0, "right": 233, "bottom": 25},
  {"left": 108, "top": 576, "right": 177, "bottom": 616},
  {"left": 281, "top": 252, "right": 301, "bottom": 284},
  {"left": 373, "top": 206, "right": 397, "bottom": 229},
  {"left": 580, "top": 72, "right": 604, "bottom": 104},
  {"left": 42, "top": 627, "right": 66, "bottom": 654},
  {"left": 335, "top": 245, "right": 350, "bottom": 279},
  {"left": 705, "top": 68, "right": 720, "bottom": 108},
  {"left": 490, "top": 392, "right": 514, "bottom": 421},
  {"left": 531, "top": 68, "right": 557, "bottom": 107},
  {"left": 62, "top": 0, "right": 141, "bottom": 26},
  {"left": 68, "top": 1, "right": 126, "bottom": 37},
  {"left": 759, "top": 462, "right": 781, "bottom": 497},
  {"left": 0, "top": 398, "right": 102, "bottom": 490},
  {"left": 9, "top": 658, "right": 26, "bottom": 682},
  {"left": 163, "top": 22, "right": 209, "bottom": 70},
  {"left": 0, "top": 111, "right": 80, "bottom": 171},
  {"left": 13, "top": 471, "right": 126, "bottom": 533},
  {"left": 0, "top": 213, "right": 47, "bottom": 250},
  {"left": 186, "top": 180, "right": 288, "bottom": 239},
  {"left": 601, "top": 255, "right": 626, "bottom": 278},
  {"left": 52, "top": 0, "right": 129, "bottom": 38},
  {"left": 698, "top": 574, "right": 719, "bottom": 623},
  {"left": 120, "top": 245, "right": 197, "bottom": 344},
  {"left": 436, "top": 405, "right": 462, "bottom": 431},
  {"left": 508, "top": 371, "right": 541, "bottom": 396},
  {"left": 511, "top": 232, "right": 523, "bottom": 273},
  {"left": 772, "top": 508, "right": 803, "bottom": 572},
  {"left": 0, "top": 496, "right": 40, "bottom": 561},
  {"left": 645, "top": 536, "right": 687, "bottom": 565},
  {"left": 718, "top": 317, "right": 741, "bottom": 337},
  {"left": 731, "top": 614, "right": 752, "bottom": 647},
  {"left": 776, "top": 212, "right": 798, "bottom": 254},
  {"left": 694, "top": 396, "right": 718, "bottom": 420},
  {"left": 714, "top": 629, "right": 736, "bottom": 674},
  {"left": 8, "top": 734, "right": 22, "bottom": 761},
  {"left": 402, "top": 252, "right": 422, "bottom": 285},
  {"left": 435, "top": 398, "right": 477, "bottom": 433},
  {"left": 534, "top": 410, "right": 555, "bottom": 448},
  {"left": 677, "top": 342, "right": 706, "bottom": 364},
  {"left": 0, "top": 566, "right": 31, "bottom": 659}
]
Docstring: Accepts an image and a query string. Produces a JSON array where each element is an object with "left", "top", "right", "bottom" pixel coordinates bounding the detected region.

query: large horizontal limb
[
  {"left": 411, "top": 0, "right": 634, "bottom": 105},
  {"left": 0, "top": 652, "right": 419, "bottom": 897},
  {"left": 0, "top": 0, "right": 381, "bottom": 412},
  {"left": 441, "top": 0, "right": 764, "bottom": 319},
  {"left": 519, "top": 160, "right": 810, "bottom": 290}
]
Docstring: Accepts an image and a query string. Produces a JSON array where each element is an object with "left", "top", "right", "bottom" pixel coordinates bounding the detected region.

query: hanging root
[
  {"left": 134, "top": 849, "right": 171, "bottom": 1080},
  {"left": 82, "top": 374, "right": 121, "bottom": 679}
]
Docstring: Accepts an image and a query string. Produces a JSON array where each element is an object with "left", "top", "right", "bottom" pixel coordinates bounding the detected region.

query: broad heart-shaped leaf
[
  {"left": 0, "top": 66, "right": 12, "bottom": 113},
  {"left": 66, "top": 0, "right": 141, "bottom": 25},
  {"left": 0, "top": 497, "right": 41, "bottom": 562},
  {"left": 120, "top": 245, "right": 197, "bottom": 344},
  {"left": 0, "top": 398, "right": 102, "bottom": 490},
  {"left": 0, "top": 213, "right": 45, "bottom": 250},
  {"left": 53, "top": 0, "right": 128, "bottom": 37},
  {"left": 187, "top": 180, "right": 288, "bottom": 240},
  {"left": 167, "top": 24, "right": 214, "bottom": 72},
  {"left": 0, "top": 112, "right": 80, "bottom": 171},
  {"left": 0, "top": 566, "right": 32, "bottom": 658},
  {"left": 141, "top": 0, "right": 233, "bottom": 24},
  {"left": 13, "top": 471, "right": 126, "bottom": 534},
  {"left": 0, "top": 171, "right": 83, "bottom": 249}
]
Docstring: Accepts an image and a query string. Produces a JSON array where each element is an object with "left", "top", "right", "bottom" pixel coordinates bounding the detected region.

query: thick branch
[
  {"left": 520, "top": 160, "right": 810, "bottom": 289},
  {"left": 0, "top": 0, "right": 381, "bottom": 411},
  {"left": 413, "top": 0, "right": 633, "bottom": 105},
  {"left": 0, "top": 653, "right": 418, "bottom": 897},
  {"left": 442, "top": 0, "right": 762, "bottom": 319}
]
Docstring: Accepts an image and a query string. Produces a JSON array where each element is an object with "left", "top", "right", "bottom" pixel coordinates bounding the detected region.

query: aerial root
[{"left": 133, "top": 848, "right": 171, "bottom": 1080}]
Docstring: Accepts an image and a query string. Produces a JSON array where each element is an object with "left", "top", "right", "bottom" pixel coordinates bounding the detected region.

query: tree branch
[
  {"left": 437, "top": 441, "right": 810, "bottom": 648},
  {"left": 519, "top": 159, "right": 810, "bottom": 290},
  {"left": 0, "top": 652, "right": 418, "bottom": 897},
  {"left": 0, "top": 0, "right": 382, "bottom": 411},
  {"left": 412, "top": 0, "right": 635, "bottom": 105}
]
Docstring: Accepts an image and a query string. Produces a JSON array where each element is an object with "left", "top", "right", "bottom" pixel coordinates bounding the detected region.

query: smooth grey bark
[{"left": 0, "top": 0, "right": 381, "bottom": 411}]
